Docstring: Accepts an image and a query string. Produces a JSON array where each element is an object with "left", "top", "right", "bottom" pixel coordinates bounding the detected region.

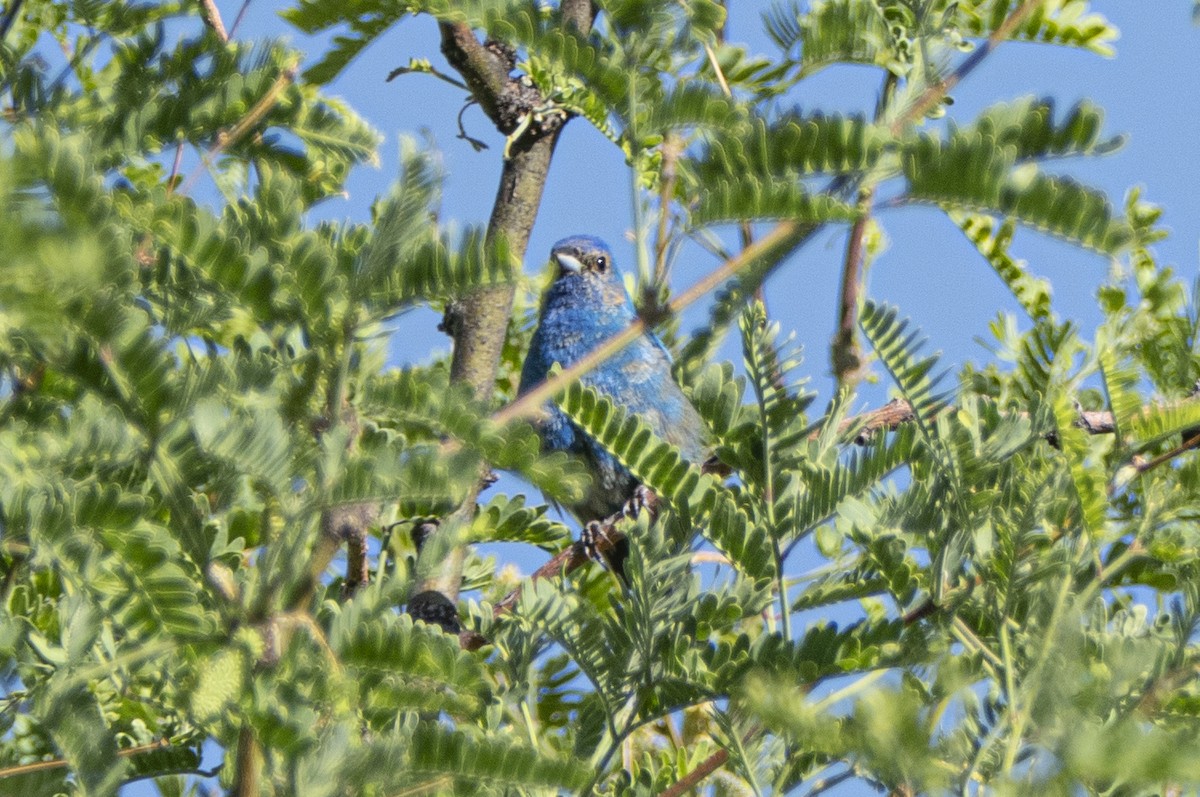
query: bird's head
[{"left": 549, "top": 235, "right": 621, "bottom": 287}]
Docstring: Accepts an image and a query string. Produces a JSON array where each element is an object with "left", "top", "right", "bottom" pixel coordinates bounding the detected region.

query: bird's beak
[{"left": 554, "top": 252, "right": 584, "bottom": 274}]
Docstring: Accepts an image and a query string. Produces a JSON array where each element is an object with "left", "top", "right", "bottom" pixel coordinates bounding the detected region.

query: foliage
[{"left": 2, "top": 1, "right": 1199, "bottom": 796}]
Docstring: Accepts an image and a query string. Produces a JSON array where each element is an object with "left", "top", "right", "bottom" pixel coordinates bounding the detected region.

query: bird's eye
[{"left": 594, "top": 256, "right": 608, "bottom": 272}]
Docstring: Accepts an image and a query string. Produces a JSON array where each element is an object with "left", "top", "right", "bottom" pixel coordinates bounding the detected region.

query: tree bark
[{"left": 411, "top": 5, "right": 595, "bottom": 612}]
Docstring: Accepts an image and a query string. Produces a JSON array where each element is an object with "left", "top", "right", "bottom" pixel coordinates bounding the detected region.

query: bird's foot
[
  {"left": 580, "top": 520, "right": 630, "bottom": 585},
  {"left": 622, "top": 485, "right": 658, "bottom": 521},
  {"left": 580, "top": 520, "right": 611, "bottom": 563}
]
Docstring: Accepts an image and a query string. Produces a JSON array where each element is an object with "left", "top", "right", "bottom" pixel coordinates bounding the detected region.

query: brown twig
[
  {"left": 830, "top": 397, "right": 1194, "bottom": 449},
  {"left": 832, "top": 191, "right": 874, "bottom": 386},
  {"left": 0, "top": 739, "right": 186, "bottom": 780},
  {"left": 833, "top": 70, "right": 895, "bottom": 386},
  {"left": 830, "top": 397, "right": 918, "bottom": 443},
  {"left": 229, "top": 0, "right": 253, "bottom": 38},
  {"left": 458, "top": 502, "right": 638, "bottom": 651},
  {"left": 653, "top": 134, "right": 682, "bottom": 287},
  {"left": 657, "top": 748, "right": 731, "bottom": 797},
  {"left": 197, "top": 0, "right": 229, "bottom": 43},
  {"left": 166, "top": 139, "right": 185, "bottom": 193},
  {"left": 177, "top": 62, "right": 298, "bottom": 196},
  {"left": 828, "top": 1, "right": 1043, "bottom": 380},
  {"left": 342, "top": 518, "right": 371, "bottom": 598},
  {"left": 889, "top": 0, "right": 1044, "bottom": 134},
  {"left": 1133, "top": 429, "right": 1200, "bottom": 475}
]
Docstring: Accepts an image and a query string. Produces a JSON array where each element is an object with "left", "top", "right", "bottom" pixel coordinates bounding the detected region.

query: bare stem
[
  {"left": 890, "top": 0, "right": 1044, "bottom": 134},
  {"left": 229, "top": 0, "right": 253, "bottom": 38},
  {"left": 197, "top": 0, "right": 228, "bottom": 43},
  {"left": 657, "top": 748, "right": 730, "bottom": 797},
  {"left": 178, "top": 62, "right": 298, "bottom": 196}
]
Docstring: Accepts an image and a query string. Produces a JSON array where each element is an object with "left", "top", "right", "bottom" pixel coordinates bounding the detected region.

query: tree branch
[
  {"left": 657, "top": 748, "right": 730, "bottom": 797},
  {"left": 889, "top": 0, "right": 1044, "bottom": 134},
  {"left": 197, "top": 0, "right": 228, "bottom": 43},
  {"left": 0, "top": 0, "right": 24, "bottom": 45},
  {"left": 831, "top": 191, "right": 874, "bottom": 386},
  {"left": 412, "top": 5, "right": 594, "bottom": 609}
]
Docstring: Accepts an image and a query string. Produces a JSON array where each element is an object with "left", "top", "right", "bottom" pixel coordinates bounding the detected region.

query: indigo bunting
[{"left": 519, "top": 235, "right": 708, "bottom": 522}]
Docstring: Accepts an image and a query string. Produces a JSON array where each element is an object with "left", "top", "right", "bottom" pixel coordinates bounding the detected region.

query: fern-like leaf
[
  {"left": 408, "top": 722, "right": 592, "bottom": 790},
  {"left": 951, "top": 211, "right": 1052, "bottom": 322},
  {"left": 331, "top": 606, "right": 488, "bottom": 718},
  {"left": 556, "top": 382, "right": 777, "bottom": 579},
  {"left": 860, "top": 302, "right": 948, "bottom": 432}
]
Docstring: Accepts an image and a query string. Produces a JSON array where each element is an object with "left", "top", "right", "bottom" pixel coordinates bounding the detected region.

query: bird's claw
[
  {"left": 622, "top": 485, "right": 657, "bottom": 521},
  {"left": 580, "top": 520, "right": 610, "bottom": 563}
]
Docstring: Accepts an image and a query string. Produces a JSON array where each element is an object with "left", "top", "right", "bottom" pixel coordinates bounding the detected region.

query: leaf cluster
[{"left": 4, "top": 2, "right": 1200, "bottom": 797}]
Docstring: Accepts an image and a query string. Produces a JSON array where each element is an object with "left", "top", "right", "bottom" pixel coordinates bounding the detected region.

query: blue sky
[{"left": 119, "top": 2, "right": 1199, "bottom": 794}]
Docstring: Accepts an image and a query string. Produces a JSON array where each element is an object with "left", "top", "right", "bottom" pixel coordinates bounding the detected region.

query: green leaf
[
  {"left": 556, "top": 381, "right": 776, "bottom": 579},
  {"left": 951, "top": 211, "right": 1052, "bottom": 322},
  {"left": 408, "top": 723, "right": 593, "bottom": 790}
]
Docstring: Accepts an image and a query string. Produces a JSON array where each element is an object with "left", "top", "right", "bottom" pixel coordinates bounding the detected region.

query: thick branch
[
  {"left": 437, "top": 22, "right": 510, "bottom": 127},
  {"left": 197, "top": 0, "right": 228, "bottom": 43},
  {"left": 414, "top": 7, "right": 593, "bottom": 606}
]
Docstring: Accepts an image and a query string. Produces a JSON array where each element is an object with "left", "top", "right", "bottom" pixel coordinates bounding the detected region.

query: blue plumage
[{"left": 519, "top": 235, "right": 708, "bottom": 521}]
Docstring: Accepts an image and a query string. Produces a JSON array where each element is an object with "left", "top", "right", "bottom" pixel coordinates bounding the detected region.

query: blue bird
[{"left": 519, "top": 235, "right": 708, "bottom": 523}]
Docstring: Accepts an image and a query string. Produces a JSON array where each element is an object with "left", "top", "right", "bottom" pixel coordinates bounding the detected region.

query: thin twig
[
  {"left": 386, "top": 62, "right": 469, "bottom": 90},
  {"left": 198, "top": 0, "right": 229, "bottom": 43},
  {"left": 889, "top": 0, "right": 1043, "bottom": 134},
  {"left": 805, "top": 768, "right": 859, "bottom": 797},
  {"left": 229, "top": 0, "right": 253, "bottom": 38},
  {"left": 832, "top": 190, "right": 874, "bottom": 386},
  {"left": 702, "top": 42, "right": 731, "bottom": 96},
  {"left": 657, "top": 748, "right": 730, "bottom": 797},
  {"left": 652, "top": 134, "right": 682, "bottom": 286},
  {"left": 166, "top": 139, "right": 185, "bottom": 194},
  {"left": 0, "top": 739, "right": 192, "bottom": 780},
  {"left": 0, "top": 0, "right": 24, "bottom": 45},
  {"left": 1133, "top": 429, "right": 1200, "bottom": 475},
  {"left": 834, "top": 69, "right": 895, "bottom": 387},
  {"left": 177, "top": 62, "right": 298, "bottom": 195}
]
